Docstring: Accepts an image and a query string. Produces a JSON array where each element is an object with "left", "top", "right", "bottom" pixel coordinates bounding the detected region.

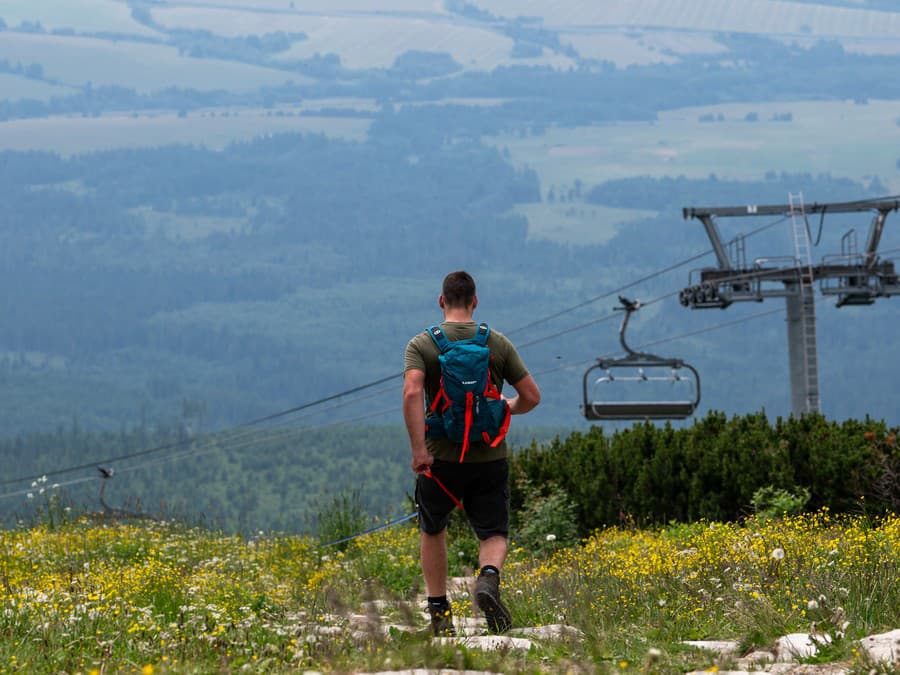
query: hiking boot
[
  {"left": 428, "top": 602, "right": 455, "bottom": 637},
  {"left": 474, "top": 571, "right": 512, "bottom": 633}
]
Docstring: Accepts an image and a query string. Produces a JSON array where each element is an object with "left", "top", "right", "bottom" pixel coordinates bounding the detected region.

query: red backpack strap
[
  {"left": 481, "top": 403, "right": 511, "bottom": 448},
  {"left": 458, "top": 392, "right": 474, "bottom": 462}
]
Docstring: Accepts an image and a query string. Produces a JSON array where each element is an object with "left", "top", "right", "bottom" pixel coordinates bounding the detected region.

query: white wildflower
[
  {"left": 770, "top": 547, "right": 785, "bottom": 560},
  {"left": 545, "top": 533, "right": 557, "bottom": 542},
  {"left": 807, "top": 599, "right": 819, "bottom": 611}
]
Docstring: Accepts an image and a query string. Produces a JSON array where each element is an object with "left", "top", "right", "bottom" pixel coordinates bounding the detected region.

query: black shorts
[{"left": 415, "top": 458, "right": 509, "bottom": 540}]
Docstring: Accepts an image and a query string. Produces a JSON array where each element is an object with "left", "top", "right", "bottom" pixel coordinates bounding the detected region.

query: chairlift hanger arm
[{"left": 864, "top": 210, "right": 889, "bottom": 267}]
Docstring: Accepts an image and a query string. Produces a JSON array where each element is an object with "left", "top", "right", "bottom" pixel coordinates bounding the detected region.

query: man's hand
[{"left": 411, "top": 448, "right": 434, "bottom": 475}]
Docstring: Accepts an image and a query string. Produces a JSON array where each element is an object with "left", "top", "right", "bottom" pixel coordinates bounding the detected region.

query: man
[{"left": 402, "top": 270, "right": 541, "bottom": 636}]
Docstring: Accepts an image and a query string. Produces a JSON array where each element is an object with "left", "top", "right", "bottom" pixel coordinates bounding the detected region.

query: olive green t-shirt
[{"left": 404, "top": 321, "right": 529, "bottom": 462}]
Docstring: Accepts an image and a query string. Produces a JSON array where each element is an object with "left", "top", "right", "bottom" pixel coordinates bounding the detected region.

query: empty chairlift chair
[{"left": 582, "top": 297, "right": 701, "bottom": 420}]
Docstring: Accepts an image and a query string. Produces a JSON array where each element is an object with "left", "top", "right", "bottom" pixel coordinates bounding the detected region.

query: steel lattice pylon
[{"left": 680, "top": 196, "right": 900, "bottom": 417}]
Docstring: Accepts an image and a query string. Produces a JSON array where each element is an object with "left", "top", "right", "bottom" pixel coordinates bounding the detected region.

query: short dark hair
[{"left": 442, "top": 270, "right": 476, "bottom": 308}]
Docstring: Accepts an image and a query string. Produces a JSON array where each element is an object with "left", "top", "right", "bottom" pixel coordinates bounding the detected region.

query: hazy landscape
[{"left": 1, "top": 0, "right": 899, "bottom": 527}]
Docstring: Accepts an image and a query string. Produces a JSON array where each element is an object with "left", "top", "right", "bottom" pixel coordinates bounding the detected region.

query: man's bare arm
[
  {"left": 503, "top": 374, "right": 541, "bottom": 415},
  {"left": 402, "top": 369, "right": 433, "bottom": 474}
]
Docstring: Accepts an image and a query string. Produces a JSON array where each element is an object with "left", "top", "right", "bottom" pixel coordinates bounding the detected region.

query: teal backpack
[{"left": 424, "top": 323, "right": 511, "bottom": 461}]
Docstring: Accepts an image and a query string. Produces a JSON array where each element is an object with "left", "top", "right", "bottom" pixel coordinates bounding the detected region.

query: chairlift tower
[{"left": 680, "top": 196, "right": 900, "bottom": 417}]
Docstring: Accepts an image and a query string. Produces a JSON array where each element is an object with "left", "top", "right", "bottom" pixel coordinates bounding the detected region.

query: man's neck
[{"left": 443, "top": 309, "right": 474, "bottom": 322}]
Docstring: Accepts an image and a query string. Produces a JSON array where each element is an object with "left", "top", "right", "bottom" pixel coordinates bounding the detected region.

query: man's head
[{"left": 440, "top": 270, "right": 477, "bottom": 311}]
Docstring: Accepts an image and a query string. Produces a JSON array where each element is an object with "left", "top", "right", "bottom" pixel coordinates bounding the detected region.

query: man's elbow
[
  {"left": 402, "top": 378, "right": 424, "bottom": 405},
  {"left": 523, "top": 389, "right": 541, "bottom": 411},
  {"left": 402, "top": 385, "right": 420, "bottom": 405},
  {"left": 515, "top": 378, "right": 541, "bottom": 413}
]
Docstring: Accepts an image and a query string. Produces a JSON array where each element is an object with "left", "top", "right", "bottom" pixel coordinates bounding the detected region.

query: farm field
[
  {"left": 489, "top": 99, "right": 900, "bottom": 195},
  {"left": 0, "top": 72, "right": 74, "bottom": 101},
  {"left": 0, "top": 110, "right": 371, "bottom": 154},
  {"left": 152, "top": 6, "right": 574, "bottom": 71},
  {"left": 516, "top": 202, "right": 655, "bottom": 246},
  {"left": 0, "top": 33, "right": 304, "bottom": 92},
  {"left": 472, "top": 0, "right": 900, "bottom": 40},
  {"left": 0, "top": 0, "right": 162, "bottom": 37},
  {"left": 562, "top": 30, "right": 727, "bottom": 67},
  {"left": 161, "top": 0, "right": 447, "bottom": 11}
]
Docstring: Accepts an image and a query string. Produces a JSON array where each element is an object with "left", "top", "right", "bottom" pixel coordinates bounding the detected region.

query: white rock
[
  {"left": 453, "top": 616, "right": 487, "bottom": 632},
  {"left": 683, "top": 640, "right": 741, "bottom": 655},
  {"left": 358, "top": 670, "right": 502, "bottom": 675},
  {"left": 859, "top": 628, "right": 900, "bottom": 665},
  {"left": 311, "top": 625, "right": 343, "bottom": 636},
  {"left": 774, "top": 632, "right": 831, "bottom": 661},
  {"left": 513, "top": 624, "right": 584, "bottom": 640},
  {"left": 433, "top": 635, "right": 533, "bottom": 651},
  {"left": 736, "top": 648, "right": 775, "bottom": 668},
  {"left": 767, "top": 664, "right": 848, "bottom": 674}
]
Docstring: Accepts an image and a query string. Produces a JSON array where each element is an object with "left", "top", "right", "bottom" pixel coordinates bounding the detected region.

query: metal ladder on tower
[{"left": 789, "top": 192, "right": 820, "bottom": 413}]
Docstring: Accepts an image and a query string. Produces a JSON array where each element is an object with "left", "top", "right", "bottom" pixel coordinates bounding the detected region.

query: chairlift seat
[
  {"left": 581, "top": 297, "right": 702, "bottom": 422},
  {"left": 836, "top": 293, "right": 876, "bottom": 307},
  {"left": 584, "top": 401, "right": 697, "bottom": 420}
]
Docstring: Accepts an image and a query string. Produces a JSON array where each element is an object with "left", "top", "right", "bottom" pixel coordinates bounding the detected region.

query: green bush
[
  {"left": 750, "top": 485, "right": 810, "bottom": 520},
  {"left": 512, "top": 479, "right": 579, "bottom": 556},
  {"left": 511, "top": 411, "right": 898, "bottom": 534},
  {"left": 311, "top": 489, "right": 370, "bottom": 550}
]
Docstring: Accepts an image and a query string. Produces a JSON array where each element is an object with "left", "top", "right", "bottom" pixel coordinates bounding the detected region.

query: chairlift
[{"left": 582, "top": 297, "right": 701, "bottom": 420}]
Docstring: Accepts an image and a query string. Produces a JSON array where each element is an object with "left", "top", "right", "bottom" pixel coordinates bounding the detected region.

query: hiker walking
[{"left": 402, "top": 270, "right": 541, "bottom": 636}]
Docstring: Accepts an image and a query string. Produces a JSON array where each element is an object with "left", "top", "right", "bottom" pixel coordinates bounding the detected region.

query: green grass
[
  {"left": 1, "top": 510, "right": 897, "bottom": 673},
  {"left": 488, "top": 98, "right": 900, "bottom": 194},
  {"left": 0, "top": 109, "right": 370, "bottom": 154}
]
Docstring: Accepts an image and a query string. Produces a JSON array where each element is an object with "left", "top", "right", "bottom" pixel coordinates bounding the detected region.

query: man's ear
[
  {"left": 472, "top": 295, "right": 478, "bottom": 310},
  {"left": 439, "top": 295, "right": 446, "bottom": 309}
]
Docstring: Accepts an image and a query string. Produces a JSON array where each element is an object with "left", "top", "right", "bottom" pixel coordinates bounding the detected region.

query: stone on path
[
  {"left": 682, "top": 639, "right": 741, "bottom": 655},
  {"left": 513, "top": 624, "right": 583, "bottom": 640},
  {"left": 859, "top": 628, "right": 900, "bottom": 665},
  {"left": 433, "top": 635, "right": 533, "bottom": 651},
  {"left": 774, "top": 633, "right": 831, "bottom": 661},
  {"left": 358, "top": 671, "right": 502, "bottom": 675}
]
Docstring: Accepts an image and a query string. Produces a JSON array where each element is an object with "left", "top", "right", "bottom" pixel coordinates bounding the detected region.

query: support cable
[
  {"left": 0, "top": 303, "right": 790, "bottom": 503},
  {"left": 0, "top": 213, "right": 793, "bottom": 490}
]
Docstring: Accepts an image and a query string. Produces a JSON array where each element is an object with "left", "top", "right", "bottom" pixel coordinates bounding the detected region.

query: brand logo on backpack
[{"left": 424, "top": 323, "right": 511, "bottom": 462}]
